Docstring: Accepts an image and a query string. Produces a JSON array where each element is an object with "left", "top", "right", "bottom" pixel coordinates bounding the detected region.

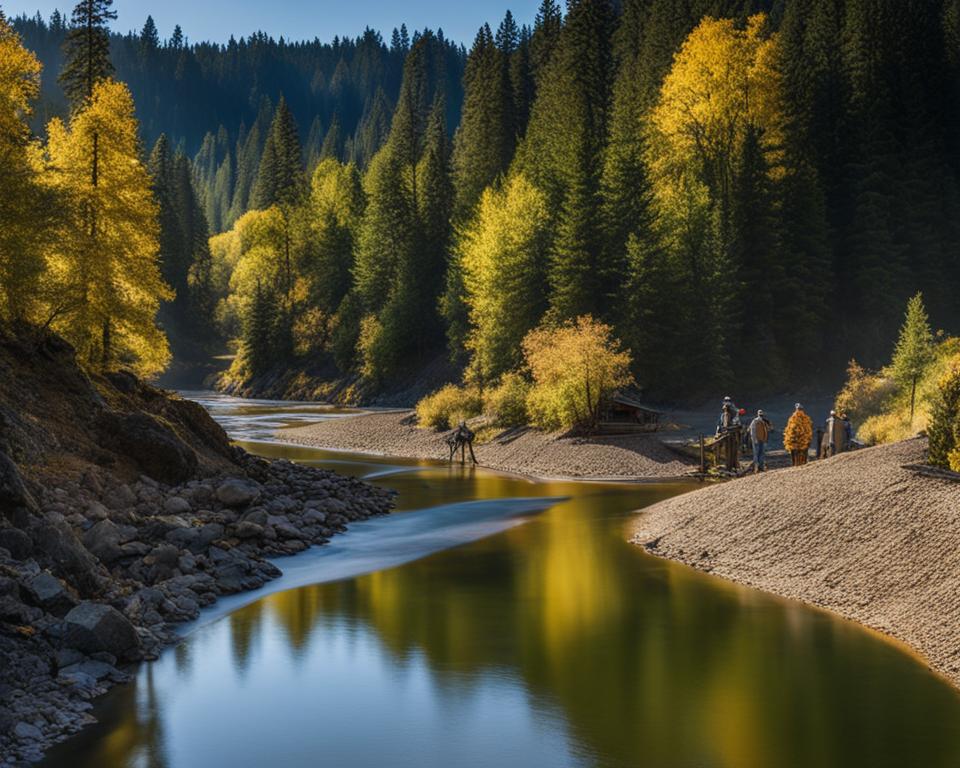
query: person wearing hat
[
  {"left": 716, "top": 396, "right": 740, "bottom": 435},
  {"left": 784, "top": 403, "right": 813, "bottom": 466},
  {"left": 749, "top": 409, "right": 773, "bottom": 473}
]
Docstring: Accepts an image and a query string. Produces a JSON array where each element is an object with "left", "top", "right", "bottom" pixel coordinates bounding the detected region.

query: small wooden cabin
[{"left": 597, "top": 393, "right": 663, "bottom": 434}]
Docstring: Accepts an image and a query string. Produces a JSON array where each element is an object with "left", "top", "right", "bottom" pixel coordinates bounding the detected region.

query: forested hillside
[{"left": 6, "top": 0, "right": 960, "bottom": 401}]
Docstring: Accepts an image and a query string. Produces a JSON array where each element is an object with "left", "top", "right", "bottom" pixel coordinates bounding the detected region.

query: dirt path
[
  {"left": 281, "top": 411, "right": 695, "bottom": 481},
  {"left": 631, "top": 437, "right": 960, "bottom": 687}
]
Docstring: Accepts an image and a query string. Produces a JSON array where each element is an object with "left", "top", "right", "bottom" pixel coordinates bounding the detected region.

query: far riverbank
[{"left": 281, "top": 410, "right": 696, "bottom": 482}]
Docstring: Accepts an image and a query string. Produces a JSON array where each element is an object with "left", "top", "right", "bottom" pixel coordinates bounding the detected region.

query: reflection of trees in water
[
  {"left": 234, "top": 483, "right": 960, "bottom": 768},
  {"left": 58, "top": 663, "right": 171, "bottom": 768},
  {"left": 229, "top": 599, "right": 265, "bottom": 675}
]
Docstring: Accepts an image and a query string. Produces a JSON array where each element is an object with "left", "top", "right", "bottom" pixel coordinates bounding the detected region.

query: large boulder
[
  {"left": 96, "top": 410, "right": 198, "bottom": 484},
  {"left": 0, "top": 450, "right": 36, "bottom": 514},
  {"left": 30, "top": 518, "right": 103, "bottom": 595},
  {"left": 82, "top": 519, "right": 127, "bottom": 564},
  {"left": 0, "top": 527, "right": 33, "bottom": 560},
  {"left": 24, "top": 572, "right": 76, "bottom": 617},
  {"left": 216, "top": 478, "right": 261, "bottom": 508},
  {"left": 62, "top": 602, "right": 141, "bottom": 661}
]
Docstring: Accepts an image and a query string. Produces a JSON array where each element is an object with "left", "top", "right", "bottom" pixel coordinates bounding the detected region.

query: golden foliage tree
[
  {"left": 459, "top": 174, "right": 549, "bottom": 384},
  {"left": 0, "top": 14, "right": 54, "bottom": 323},
  {"left": 523, "top": 315, "right": 633, "bottom": 432},
  {"left": 45, "top": 79, "right": 171, "bottom": 375},
  {"left": 648, "top": 14, "right": 784, "bottom": 222}
]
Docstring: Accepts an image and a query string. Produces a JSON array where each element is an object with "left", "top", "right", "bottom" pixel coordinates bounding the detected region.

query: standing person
[
  {"left": 716, "top": 397, "right": 741, "bottom": 470},
  {"left": 716, "top": 396, "right": 740, "bottom": 435},
  {"left": 749, "top": 409, "right": 772, "bottom": 473},
  {"left": 841, "top": 411, "right": 854, "bottom": 451},
  {"left": 825, "top": 410, "right": 846, "bottom": 457},
  {"left": 784, "top": 403, "right": 813, "bottom": 466}
]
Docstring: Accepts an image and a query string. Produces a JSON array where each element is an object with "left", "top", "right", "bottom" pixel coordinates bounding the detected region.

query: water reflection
[{"left": 41, "top": 415, "right": 960, "bottom": 768}]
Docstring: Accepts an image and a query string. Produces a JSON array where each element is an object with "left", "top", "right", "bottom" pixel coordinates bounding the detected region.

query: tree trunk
[
  {"left": 101, "top": 319, "right": 111, "bottom": 370},
  {"left": 910, "top": 376, "right": 917, "bottom": 423}
]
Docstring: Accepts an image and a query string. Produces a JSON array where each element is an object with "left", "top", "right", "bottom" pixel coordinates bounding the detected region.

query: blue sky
[{"left": 5, "top": 0, "right": 543, "bottom": 46}]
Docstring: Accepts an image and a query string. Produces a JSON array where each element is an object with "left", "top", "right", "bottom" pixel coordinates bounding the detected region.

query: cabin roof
[{"left": 608, "top": 392, "right": 663, "bottom": 415}]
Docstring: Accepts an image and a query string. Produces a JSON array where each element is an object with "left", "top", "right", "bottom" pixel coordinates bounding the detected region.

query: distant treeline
[{"left": 9, "top": 0, "right": 960, "bottom": 400}]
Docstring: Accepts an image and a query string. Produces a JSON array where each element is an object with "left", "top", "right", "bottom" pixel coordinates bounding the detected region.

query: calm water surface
[{"left": 42, "top": 394, "right": 960, "bottom": 768}]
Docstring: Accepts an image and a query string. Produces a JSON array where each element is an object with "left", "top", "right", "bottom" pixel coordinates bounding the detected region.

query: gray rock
[
  {"left": 62, "top": 602, "right": 141, "bottom": 661},
  {"left": 231, "top": 521, "right": 264, "bottom": 539},
  {"left": 0, "top": 528, "right": 32, "bottom": 560},
  {"left": 24, "top": 572, "right": 76, "bottom": 617},
  {"left": 13, "top": 722, "right": 42, "bottom": 741},
  {"left": 85, "top": 501, "right": 109, "bottom": 521},
  {"left": 163, "top": 496, "right": 191, "bottom": 516},
  {"left": 104, "top": 484, "right": 137, "bottom": 510},
  {"left": 240, "top": 508, "right": 268, "bottom": 527},
  {"left": 61, "top": 659, "right": 117, "bottom": 681},
  {"left": 96, "top": 411, "right": 198, "bottom": 484},
  {"left": 81, "top": 520, "right": 125, "bottom": 564},
  {"left": 216, "top": 479, "right": 261, "bottom": 508}
]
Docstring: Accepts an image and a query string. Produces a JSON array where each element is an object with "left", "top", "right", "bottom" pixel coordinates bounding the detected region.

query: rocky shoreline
[
  {"left": 631, "top": 438, "right": 960, "bottom": 689},
  {"left": 0, "top": 330, "right": 394, "bottom": 765},
  {"left": 282, "top": 411, "right": 696, "bottom": 481}
]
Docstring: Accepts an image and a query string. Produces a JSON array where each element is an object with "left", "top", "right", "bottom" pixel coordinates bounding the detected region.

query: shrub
[
  {"left": 416, "top": 385, "right": 483, "bottom": 431},
  {"left": 357, "top": 314, "right": 384, "bottom": 381},
  {"left": 928, "top": 360, "right": 960, "bottom": 468},
  {"left": 522, "top": 316, "right": 634, "bottom": 432},
  {"left": 858, "top": 412, "right": 914, "bottom": 446},
  {"left": 834, "top": 359, "right": 896, "bottom": 425},
  {"left": 483, "top": 373, "right": 530, "bottom": 428}
]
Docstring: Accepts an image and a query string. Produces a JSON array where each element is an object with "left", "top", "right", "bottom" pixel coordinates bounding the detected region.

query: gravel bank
[
  {"left": 282, "top": 411, "right": 695, "bottom": 481},
  {"left": 631, "top": 438, "right": 960, "bottom": 687}
]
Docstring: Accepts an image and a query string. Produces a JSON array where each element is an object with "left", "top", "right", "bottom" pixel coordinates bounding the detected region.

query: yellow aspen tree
[
  {"left": 45, "top": 79, "right": 172, "bottom": 376},
  {"left": 648, "top": 14, "right": 785, "bottom": 225},
  {"left": 0, "top": 14, "right": 54, "bottom": 322}
]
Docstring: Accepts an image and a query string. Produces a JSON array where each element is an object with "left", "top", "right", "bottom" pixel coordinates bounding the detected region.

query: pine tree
[
  {"left": 452, "top": 23, "right": 512, "bottom": 219},
  {"left": 530, "top": 0, "right": 562, "bottom": 84},
  {"left": 252, "top": 95, "right": 305, "bottom": 210},
  {"left": 60, "top": 0, "right": 116, "bottom": 109},
  {"left": 149, "top": 134, "right": 179, "bottom": 290},
  {"left": 304, "top": 115, "right": 324, "bottom": 173},
  {"left": 891, "top": 292, "right": 934, "bottom": 422},
  {"left": 243, "top": 280, "right": 277, "bottom": 376},
  {"left": 518, "top": 0, "right": 616, "bottom": 321},
  {"left": 320, "top": 113, "right": 343, "bottom": 161},
  {"left": 140, "top": 15, "right": 159, "bottom": 60}
]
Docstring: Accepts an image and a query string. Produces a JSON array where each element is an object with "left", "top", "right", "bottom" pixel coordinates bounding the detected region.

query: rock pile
[{"left": 0, "top": 451, "right": 393, "bottom": 764}]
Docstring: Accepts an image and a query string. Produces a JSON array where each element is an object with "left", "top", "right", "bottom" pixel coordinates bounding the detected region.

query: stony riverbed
[{"left": 0, "top": 452, "right": 392, "bottom": 765}]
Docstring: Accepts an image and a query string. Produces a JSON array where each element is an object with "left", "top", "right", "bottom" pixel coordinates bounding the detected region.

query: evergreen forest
[{"left": 5, "top": 0, "right": 960, "bottom": 400}]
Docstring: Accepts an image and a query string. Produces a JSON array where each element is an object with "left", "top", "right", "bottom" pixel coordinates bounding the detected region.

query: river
[{"left": 41, "top": 394, "right": 960, "bottom": 768}]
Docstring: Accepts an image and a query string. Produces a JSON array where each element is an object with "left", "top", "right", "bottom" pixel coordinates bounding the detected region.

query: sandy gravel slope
[
  {"left": 631, "top": 437, "right": 960, "bottom": 686},
  {"left": 281, "top": 411, "right": 694, "bottom": 480}
]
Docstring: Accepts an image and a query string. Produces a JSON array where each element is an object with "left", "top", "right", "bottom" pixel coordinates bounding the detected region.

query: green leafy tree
[{"left": 891, "top": 292, "right": 935, "bottom": 422}]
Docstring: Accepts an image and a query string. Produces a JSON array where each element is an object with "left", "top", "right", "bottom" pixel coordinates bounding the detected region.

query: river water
[{"left": 41, "top": 394, "right": 960, "bottom": 768}]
